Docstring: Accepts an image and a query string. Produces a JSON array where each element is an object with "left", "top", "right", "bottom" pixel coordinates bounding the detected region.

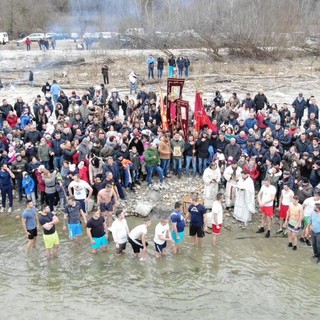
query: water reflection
[{"left": 0, "top": 215, "right": 319, "bottom": 319}]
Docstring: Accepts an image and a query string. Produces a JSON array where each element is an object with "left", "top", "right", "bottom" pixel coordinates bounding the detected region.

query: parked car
[
  {"left": 54, "top": 33, "right": 70, "bottom": 40},
  {"left": 45, "top": 33, "right": 57, "bottom": 39},
  {"left": 70, "top": 33, "right": 79, "bottom": 40},
  {"left": 16, "top": 33, "right": 45, "bottom": 46},
  {"left": 0, "top": 32, "right": 9, "bottom": 44}
]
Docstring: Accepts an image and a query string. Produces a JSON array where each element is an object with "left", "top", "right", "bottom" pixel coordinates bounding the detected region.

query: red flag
[{"left": 194, "top": 92, "right": 215, "bottom": 131}]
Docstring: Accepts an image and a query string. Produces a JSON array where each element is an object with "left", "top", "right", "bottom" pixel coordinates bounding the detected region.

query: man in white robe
[
  {"left": 223, "top": 162, "right": 242, "bottom": 209},
  {"left": 233, "top": 171, "right": 256, "bottom": 224},
  {"left": 203, "top": 162, "right": 221, "bottom": 209}
]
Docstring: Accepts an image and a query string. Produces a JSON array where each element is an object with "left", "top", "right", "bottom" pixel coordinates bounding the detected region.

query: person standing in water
[
  {"left": 39, "top": 206, "right": 60, "bottom": 259},
  {"left": 284, "top": 195, "right": 304, "bottom": 251},
  {"left": 21, "top": 200, "right": 39, "bottom": 255}
]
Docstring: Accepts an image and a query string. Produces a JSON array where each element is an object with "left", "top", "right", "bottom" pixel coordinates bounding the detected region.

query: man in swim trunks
[
  {"left": 39, "top": 206, "right": 60, "bottom": 259},
  {"left": 63, "top": 195, "right": 87, "bottom": 244},
  {"left": 284, "top": 195, "right": 304, "bottom": 250},
  {"left": 211, "top": 193, "right": 225, "bottom": 247},
  {"left": 97, "top": 184, "right": 117, "bottom": 228},
  {"left": 170, "top": 201, "right": 186, "bottom": 254},
  {"left": 86, "top": 210, "right": 108, "bottom": 254},
  {"left": 257, "top": 177, "right": 277, "bottom": 238},
  {"left": 186, "top": 194, "right": 207, "bottom": 246},
  {"left": 153, "top": 216, "right": 172, "bottom": 258},
  {"left": 21, "top": 200, "right": 39, "bottom": 255}
]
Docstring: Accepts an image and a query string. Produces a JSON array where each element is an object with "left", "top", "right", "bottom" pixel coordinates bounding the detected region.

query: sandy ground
[{"left": 1, "top": 40, "right": 320, "bottom": 108}]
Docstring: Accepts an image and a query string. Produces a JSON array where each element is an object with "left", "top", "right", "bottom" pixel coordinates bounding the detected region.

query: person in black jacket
[
  {"left": 292, "top": 93, "right": 306, "bottom": 126},
  {"left": 254, "top": 89, "right": 269, "bottom": 111},
  {"left": 157, "top": 56, "right": 164, "bottom": 78},
  {"left": 57, "top": 91, "right": 69, "bottom": 115},
  {"left": 196, "top": 131, "right": 210, "bottom": 175},
  {"left": 14, "top": 97, "right": 25, "bottom": 117},
  {"left": 41, "top": 82, "right": 51, "bottom": 97},
  {"left": 101, "top": 64, "right": 109, "bottom": 85},
  {"left": 168, "top": 55, "right": 175, "bottom": 77}
]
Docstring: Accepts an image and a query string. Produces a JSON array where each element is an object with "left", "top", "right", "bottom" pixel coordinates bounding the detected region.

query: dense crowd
[{"left": 1, "top": 73, "right": 320, "bottom": 261}]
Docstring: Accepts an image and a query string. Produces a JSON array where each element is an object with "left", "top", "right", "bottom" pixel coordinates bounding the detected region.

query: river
[{"left": 0, "top": 214, "right": 319, "bottom": 320}]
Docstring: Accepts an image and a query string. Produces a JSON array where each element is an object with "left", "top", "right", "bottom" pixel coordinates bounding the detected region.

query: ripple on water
[{"left": 0, "top": 219, "right": 320, "bottom": 319}]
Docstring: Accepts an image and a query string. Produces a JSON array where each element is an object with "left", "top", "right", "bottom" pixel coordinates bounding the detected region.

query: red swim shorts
[
  {"left": 212, "top": 224, "right": 222, "bottom": 235},
  {"left": 278, "top": 204, "right": 289, "bottom": 219},
  {"left": 261, "top": 206, "right": 274, "bottom": 217}
]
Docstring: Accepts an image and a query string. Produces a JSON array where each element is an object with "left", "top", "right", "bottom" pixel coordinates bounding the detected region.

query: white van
[{"left": 0, "top": 32, "right": 9, "bottom": 44}]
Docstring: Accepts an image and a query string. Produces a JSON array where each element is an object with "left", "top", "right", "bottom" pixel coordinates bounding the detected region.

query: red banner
[
  {"left": 176, "top": 99, "right": 189, "bottom": 139},
  {"left": 167, "top": 78, "right": 185, "bottom": 127}
]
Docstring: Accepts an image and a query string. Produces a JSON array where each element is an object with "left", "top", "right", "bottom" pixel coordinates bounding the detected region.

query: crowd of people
[{"left": 1, "top": 78, "right": 320, "bottom": 262}]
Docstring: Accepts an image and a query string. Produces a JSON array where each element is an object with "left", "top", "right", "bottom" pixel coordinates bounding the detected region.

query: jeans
[
  {"left": 178, "top": 67, "right": 183, "bottom": 77},
  {"left": 198, "top": 157, "right": 207, "bottom": 175},
  {"left": 160, "top": 159, "right": 170, "bottom": 177},
  {"left": 1, "top": 185, "right": 13, "bottom": 208},
  {"left": 185, "top": 156, "right": 196, "bottom": 176},
  {"left": 52, "top": 94, "right": 59, "bottom": 106},
  {"left": 157, "top": 68, "right": 163, "bottom": 78},
  {"left": 185, "top": 66, "right": 189, "bottom": 77},
  {"left": 130, "top": 81, "right": 137, "bottom": 94},
  {"left": 148, "top": 67, "right": 154, "bottom": 79},
  {"left": 173, "top": 158, "right": 182, "bottom": 175},
  {"left": 16, "top": 178, "right": 23, "bottom": 202},
  {"left": 26, "top": 192, "right": 36, "bottom": 204},
  {"left": 146, "top": 165, "right": 164, "bottom": 186},
  {"left": 168, "top": 66, "right": 174, "bottom": 77},
  {"left": 131, "top": 170, "right": 139, "bottom": 182},
  {"left": 53, "top": 156, "right": 63, "bottom": 170},
  {"left": 312, "top": 231, "right": 320, "bottom": 258},
  {"left": 116, "top": 181, "right": 126, "bottom": 200}
]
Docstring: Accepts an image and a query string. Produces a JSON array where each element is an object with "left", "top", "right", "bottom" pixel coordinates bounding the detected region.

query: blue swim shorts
[
  {"left": 171, "top": 230, "right": 184, "bottom": 245},
  {"left": 92, "top": 235, "right": 108, "bottom": 249},
  {"left": 68, "top": 223, "right": 83, "bottom": 239}
]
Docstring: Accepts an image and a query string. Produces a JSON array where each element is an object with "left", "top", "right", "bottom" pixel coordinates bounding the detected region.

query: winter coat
[
  {"left": 224, "top": 143, "right": 242, "bottom": 162},
  {"left": 254, "top": 94, "right": 268, "bottom": 111},
  {"left": 159, "top": 139, "right": 171, "bottom": 159},
  {"left": 292, "top": 97, "right": 306, "bottom": 117},
  {"left": 196, "top": 138, "right": 210, "bottom": 159},
  {"left": 11, "top": 159, "right": 28, "bottom": 180},
  {"left": 43, "top": 172, "right": 57, "bottom": 194},
  {"left": 38, "top": 144, "right": 50, "bottom": 162},
  {"left": 145, "top": 147, "right": 160, "bottom": 166},
  {"left": 295, "top": 138, "right": 310, "bottom": 155},
  {"left": 130, "top": 152, "right": 141, "bottom": 171},
  {"left": 22, "top": 176, "right": 35, "bottom": 194}
]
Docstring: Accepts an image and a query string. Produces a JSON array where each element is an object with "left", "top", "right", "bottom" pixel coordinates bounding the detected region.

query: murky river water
[{"left": 0, "top": 214, "right": 319, "bottom": 320}]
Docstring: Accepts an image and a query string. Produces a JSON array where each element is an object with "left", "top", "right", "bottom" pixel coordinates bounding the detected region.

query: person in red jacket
[
  {"left": 25, "top": 37, "right": 32, "bottom": 51},
  {"left": 243, "top": 157, "right": 260, "bottom": 182},
  {"left": 78, "top": 161, "right": 89, "bottom": 183},
  {"left": 6, "top": 111, "right": 18, "bottom": 128}
]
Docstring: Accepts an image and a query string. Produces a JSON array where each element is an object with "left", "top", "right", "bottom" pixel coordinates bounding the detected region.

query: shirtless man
[
  {"left": 105, "top": 171, "right": 120, "bottom": 209},
  {"left": 97, "top": 184, "right": 117, "bottom": 228},
  {"left": 284, "top": 195, "right": 304, "bottom": 251}
]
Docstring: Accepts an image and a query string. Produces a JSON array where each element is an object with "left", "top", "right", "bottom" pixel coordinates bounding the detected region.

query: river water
[{"left": 0, "top": 214, "right": 319, "bottom": 320}]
